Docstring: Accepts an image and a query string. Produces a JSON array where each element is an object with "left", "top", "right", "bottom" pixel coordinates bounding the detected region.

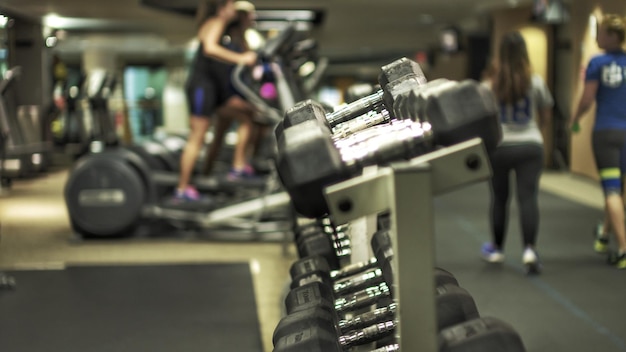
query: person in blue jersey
[
  {"left": 176, "top": 0, "right": 258, "bottom": 201},
  {"left": 481, "top": 31, "right": 554, "bottom": 275},
  {"left": 570, "top": 14, "right": 626, "bottom": 269}
]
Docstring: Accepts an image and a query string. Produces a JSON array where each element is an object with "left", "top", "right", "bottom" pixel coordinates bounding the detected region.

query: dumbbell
[
  {"left": 292, "top": 78, "right": 458, "bottom": 156},
  {"left": 274, "top": 278, "right": 457, "bottom": 344},
  {"left": 275, "top": 315, "right": 526, "bottom": 352},
  {"left": 276, "top": 301, "right": 398, "bottom": 345},
  {"left": 285, "top": 78, "right": 457, "bottom": 143},
  {"left": 273, "top": 324, "right": 399, "bottom": 352},
  {"left": 275, "top": 57, "right": 427, "bottom": 139},
  {"left": 439, "top": 316, "right": 527, "bottom": 352},
  {"left": 290, "top": 229, "right": 395, "bottom": 291},
  {"left": 293, "top": 216, "right": 347, "bottom": 237},
  {"left": 282, "top": 251, "right": 479, "bottom": 331},
  {"left": 278, "top": 318, "right": 398, "bottom": 351},
  {"left": 295, "top": 224, "right": 352, "bottom": 270},
  {"left": 291, "top": 226, "right": 456, "bottom": 295},
  {"left": 284, "top": 280, "right": 392, "bottom": 317},
  {"left": 291, "top": 229, "right": 459, "bottom": 297},
  {"left": 292, "top": 230, "right": 392, "bottom": 296},
  {"left": 275, "top": 79, "right": 500, "bottom": 218},
  {"left": 284, "top": 234, "right": 476, "bottom": 326},
  {"left": 279, "top": 275, "right": 478, "bottom": 341}
]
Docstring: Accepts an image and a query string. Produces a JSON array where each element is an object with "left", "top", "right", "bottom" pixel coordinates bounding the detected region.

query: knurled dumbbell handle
[
  {"left": 332, "top": 109, "right": 391, "bottom": 140},
  {"left": 338, "top": 302, "right": 397, "bottom": 332},
  {"left": 326, "top": 90, "right": 385, "bottom": 127},
  {"left": 334, "top": 282, "right": 391, "bottom": 313},
  {"left": 340, "top": 120, "right": 434, "bottom": 171},
  {"left": 334, "top": 121, "right": 408, "bottom": 150},
  {"left": 330, "top": 257, "right": 379, "bottom": 280},
  {"left": 333, "top": 267, "right": 385, "bottom": 296},
  {"left": 338, "top": 320, "right": 397, "bottom": 348},
  {"left": 371, "top": 344, "right": 400, "bottom": 352}
]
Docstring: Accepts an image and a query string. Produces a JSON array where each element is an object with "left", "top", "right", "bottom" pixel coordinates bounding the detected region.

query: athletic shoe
[
  {"left": 481, "top": 243, "right": 504, "bottom": 263},
  {"left": 174, "top": 186, "right": 201, "bottom": 201},
  {"left": 242, "top": 164, "right": 258, "bottom": 176},
  {"left": 594, "top": 223, "right": 610, "bottom": 254},
  {"left": 607, "top": 251, "right": 626, "bottom": 269},
  {"left": 227, "top": 165, "right": 262, "bottom": 182},
  {"left": 615, "top": 254, "right": 626, "bottom": 270},
  {"left": 522, "top": 248, "right": 542, "bottom": 275}
]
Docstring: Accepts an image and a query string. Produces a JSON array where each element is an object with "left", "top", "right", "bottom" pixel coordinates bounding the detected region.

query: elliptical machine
[
  {"left": 0, "top": 224, "right": 16, "bottom": 291},
  {"left": 63, "top": 24, "right": 318, "bottom": 239},
  {"left": 53, "top": 70, "right": 119, "bottom": 159},
  {"left": 0, "top": 67, "right": 51, "bottom": 187}
]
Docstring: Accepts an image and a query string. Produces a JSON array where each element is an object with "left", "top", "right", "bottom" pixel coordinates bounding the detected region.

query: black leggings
[{"left": 489, "top": 144, "right": 544, "bottom": 249}]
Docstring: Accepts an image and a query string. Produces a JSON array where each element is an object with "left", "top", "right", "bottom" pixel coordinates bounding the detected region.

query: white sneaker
[
  {"left": 523, "top": 248, "right": 541, "bottom": 275},
  {"left": 481, "top": 243, "right": 505, "bottom": 263}
]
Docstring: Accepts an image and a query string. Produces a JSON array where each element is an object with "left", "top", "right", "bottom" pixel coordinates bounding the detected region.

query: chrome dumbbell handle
[
  {"left": 332, "top": 109, "right": 391, "bottom": 140},
  {"left": 327, "top": 90, "right": 385, "bottom": 127}
]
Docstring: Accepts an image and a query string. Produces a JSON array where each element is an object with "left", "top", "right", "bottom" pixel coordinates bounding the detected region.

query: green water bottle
[{"left": 571, "top": 121, "right": 580, "bottom": 133}]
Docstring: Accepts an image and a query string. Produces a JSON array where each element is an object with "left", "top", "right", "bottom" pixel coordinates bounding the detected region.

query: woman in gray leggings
[{"left": 480, "top": 31, "right": 554, "bottom": 275}]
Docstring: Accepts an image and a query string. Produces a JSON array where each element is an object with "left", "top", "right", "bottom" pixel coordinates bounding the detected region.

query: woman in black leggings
[{"left": 481, "top": 32, "right": 554, "bottom": 274}]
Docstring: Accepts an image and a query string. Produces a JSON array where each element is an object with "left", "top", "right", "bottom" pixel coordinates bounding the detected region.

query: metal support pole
[{"left": 390, "top": 162, "right": 437, "bottom": 351}]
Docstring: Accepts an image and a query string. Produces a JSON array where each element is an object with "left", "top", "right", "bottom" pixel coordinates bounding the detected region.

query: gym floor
[{"left": 1, "top": 154, "right": 623, "bottom": 352}]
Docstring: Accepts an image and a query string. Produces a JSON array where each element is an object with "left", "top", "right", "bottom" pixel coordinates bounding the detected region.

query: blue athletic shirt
[{"left": 585, "top": 50, "right": 626, "bottom": 130}]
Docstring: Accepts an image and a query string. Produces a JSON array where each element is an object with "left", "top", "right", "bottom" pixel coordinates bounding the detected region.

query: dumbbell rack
[{"left": 322, "top": 138, "right": 491, "bottom": 351}]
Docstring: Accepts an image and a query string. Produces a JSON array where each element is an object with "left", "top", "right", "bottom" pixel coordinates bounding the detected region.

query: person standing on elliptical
[
  {"left": 176, "top": 0, "right": 258, "bottom": 201},
  {"left": 202, "top": 0, "right": 262, "bottom": 177}
]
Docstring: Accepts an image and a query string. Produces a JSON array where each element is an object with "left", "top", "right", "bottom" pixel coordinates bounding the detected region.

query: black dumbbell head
[
  {"left": 296, "top": 233, "right": 342, "bottom": 269},
  {"left": 392, "top": 78, "right": 455, "bottom": 121},
  {"left": 276, "top": 120, "right": 350, "bottom": 218},
  {"left": 273, "top": 324, "right": 342, "bottom": 352},
  {"left": 414, "top": 80, "right": 501, "bottom": 152},
  {"left": 284, "top": 281, "right": 335, "bottom": 315},
  {"left": 381, "top": 73, "right": 428, "bottom": 119},
  {"left": 378, "top": 57, "right": 427, "bottom": 89},
  {"left": 438, "top": 316, "right": 527, "bottom": 352},
  {"left": 290, "top": 255, "right": 332, "bottom": 282},
  {"left": 435, "top": 283, "right": 481, "bottom": 331},
  {"left": 279, "top": 99, "right": 332, "bottom": 138},
  {"left": 435, "top": 267, "right": 459, "bottom": 287},
  {"left": 272, "top": 306, "right": 338, "bottom": 346}
]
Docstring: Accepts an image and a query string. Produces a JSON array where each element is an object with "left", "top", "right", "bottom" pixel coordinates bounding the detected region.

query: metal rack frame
[{"left": 323, "top": 137, "right": 492, "bottom": 351}]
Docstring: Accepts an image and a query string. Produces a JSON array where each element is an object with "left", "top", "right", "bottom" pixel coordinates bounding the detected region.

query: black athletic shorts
[
  {"left": 592, "top": 129, "right": 626, "bottom": 194},
  {"left": 184, "top": 72, "right": 234, "bottom": 118}
]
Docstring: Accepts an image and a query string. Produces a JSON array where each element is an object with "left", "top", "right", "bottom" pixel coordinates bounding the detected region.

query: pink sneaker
[
  {"left": 242, "top": 164, "right": 256, "bottom": 176},
  {"left": 228, "top": 164, "right": 258, "bottom": 181},
  {"left": 174, "top": 186, "right": 200, "bottom": 201}
]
